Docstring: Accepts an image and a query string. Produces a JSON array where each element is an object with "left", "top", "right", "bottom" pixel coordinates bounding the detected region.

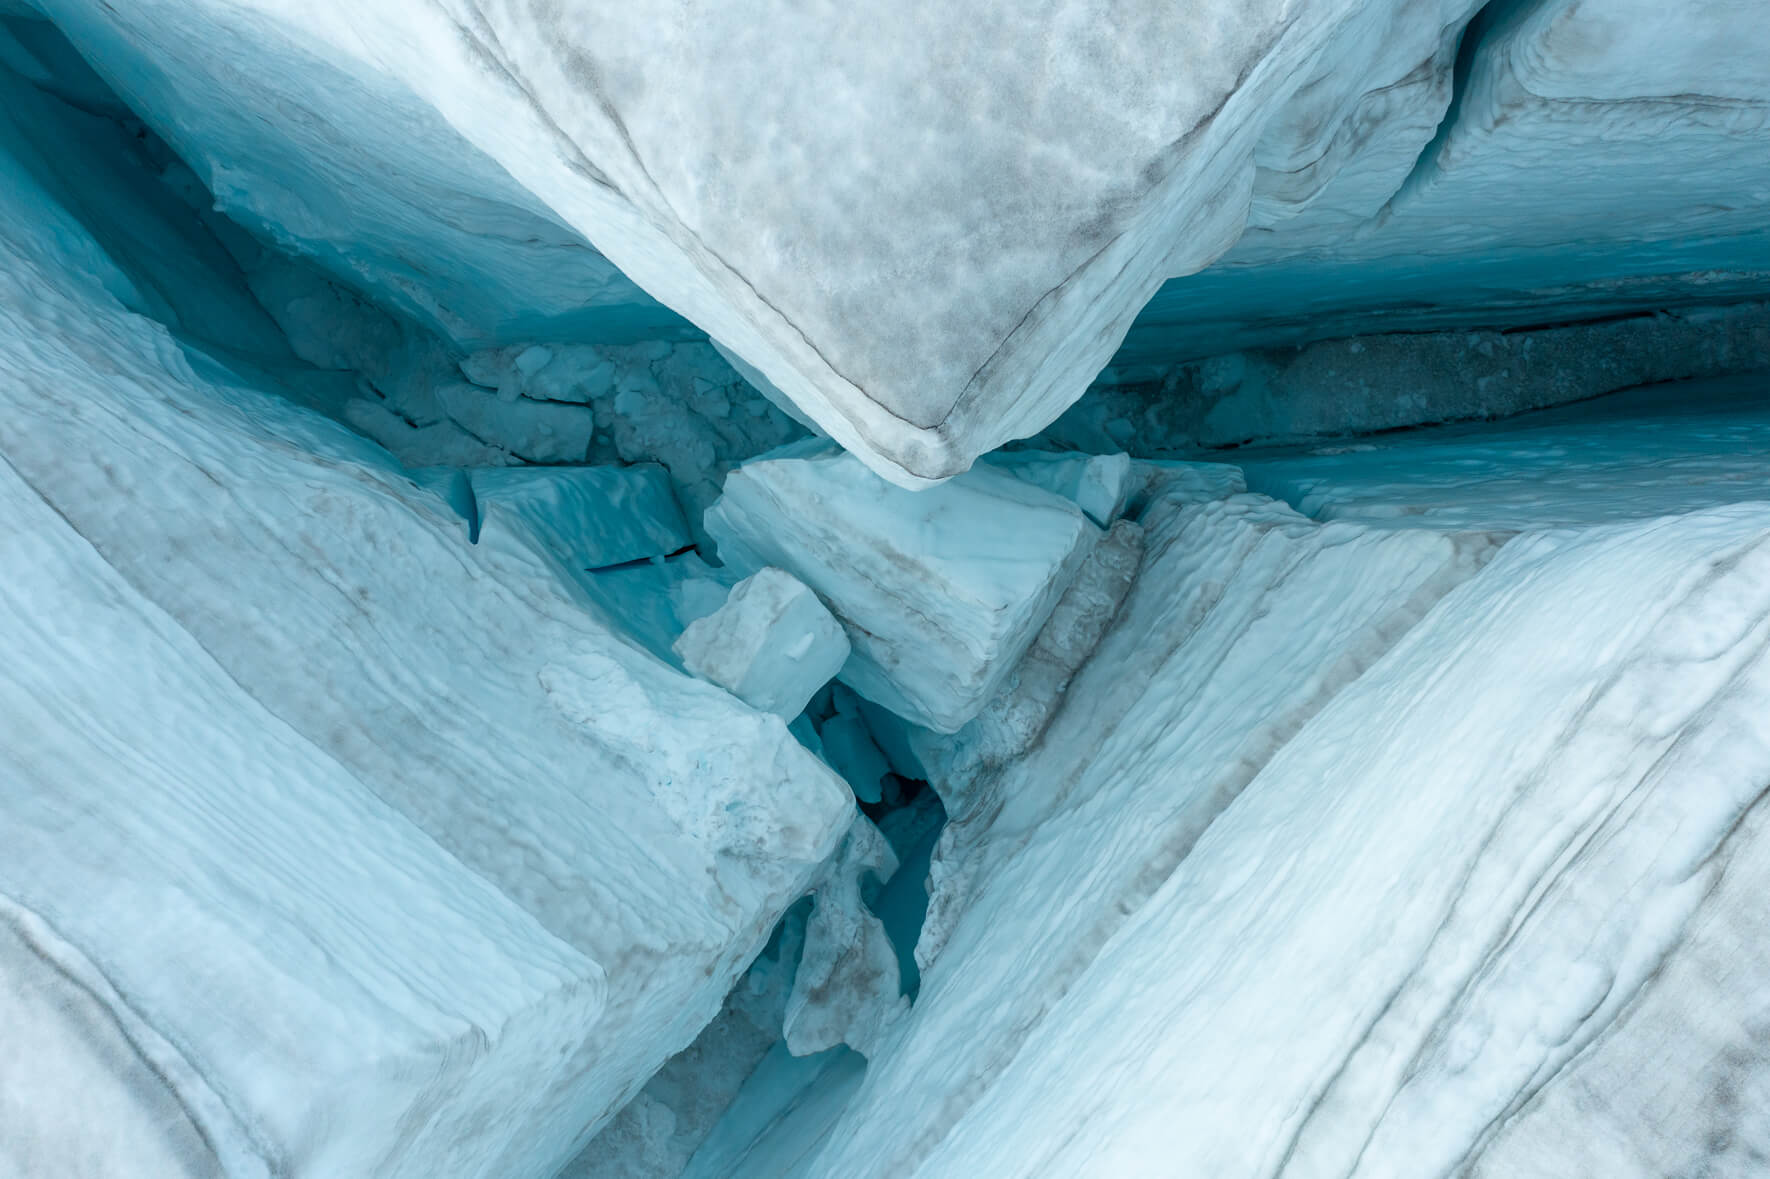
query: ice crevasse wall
[{"left": 1, "top": 1, "right": 1769, "bottom": 1178}]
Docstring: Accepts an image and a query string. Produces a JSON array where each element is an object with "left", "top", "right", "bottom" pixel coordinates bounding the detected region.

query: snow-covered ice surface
[
  {"left": 0, "top": 93, "right": 851, "bottom": 1177},
  {"left": 893, "top": 504, "right": 1770, "bottom": 1179},
  {"left": 706, "top": 445, "right": 1099, "bottom": 732}
]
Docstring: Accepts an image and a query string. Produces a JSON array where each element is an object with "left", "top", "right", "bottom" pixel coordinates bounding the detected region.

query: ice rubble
[
  {"left": 685, "top": 379, "right": 1770, "bottom": 1179},
  {"left": 0, "top": 79, "right": 852, "bottom": 1177},
  {"left": 706, "top": 445, "right": 1100, "bottom": 733}
]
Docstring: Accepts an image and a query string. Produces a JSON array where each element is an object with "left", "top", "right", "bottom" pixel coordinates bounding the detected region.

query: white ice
[
  {"left": 0, "top": 91, "right": 850, "bottom": 1177},
  {"left": 706, "top": 444, "right": 1099, "bottom": 732},
  {"left": 674, "top": 568, "right": 851, "bottom": 720}
]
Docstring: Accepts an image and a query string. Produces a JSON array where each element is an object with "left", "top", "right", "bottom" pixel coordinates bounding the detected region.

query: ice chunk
[
  {"left": 783, "top": 814, "right": 909, "bottom": 1059},
  {"left": 577, "top": 552, "right": 736, "bottom": 666},
  {"left": 0, "top": 458, "right": 609, "bottom": 1178},
  {"left": 983, "top": 451, "right": 1133, "bottom": 527},
  {"left": 469, "top": 463, "right": 690, "bottom": 571},
  {"left": 0, "top": 149, "right": 850, "bottom": 1176},
  {"left": 675, "top": 567, "right": 851, "bottom": 720},
  {"left": 911, "top": 517, "right": 1145, "bottom": 821},
  {"left": 434, "top": 382, "right": 595, "bottom": 464},
  {"left": 707, "top": 447, "right": 1099, "bottom": 732}
]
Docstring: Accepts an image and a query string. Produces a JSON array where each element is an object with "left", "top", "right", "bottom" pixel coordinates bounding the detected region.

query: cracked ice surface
[
  {"left": 32, "top": 0, "right": 1532, "bottom": 482},
  {"left": 0, "top": 114, "right": 850, "bottom": 1177}
]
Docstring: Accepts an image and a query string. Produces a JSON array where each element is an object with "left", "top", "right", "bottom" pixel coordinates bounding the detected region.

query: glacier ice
[
  {"left": 674, "top": 568, "right": 851, "bottom": 720},
  {"left": 706, "top": 444, "right": 1099, "bottom": 732},
  {"left": 0, "top": 83, "right": 851, "bottom": 1175},
  {"left": 4, "top": 1, "right": 1770, "bottom": 1176}
]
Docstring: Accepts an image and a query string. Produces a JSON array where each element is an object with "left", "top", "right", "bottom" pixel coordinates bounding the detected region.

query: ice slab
[
  {"left": 0, "top": 136, "right": 850, "bottom": 1176},
  {"left": 0, "top": 457, "right": 607, "bottom": 1179},
  {"left": 675, "top": 567, "right": 851, "bottom": 720},
  {"left": 778, "top": 482, "right": 1770, "bottom": 1177},
  {"left": 40, "top": 0, "right": 1517, "bottom": 483},
  {"left": 706, "top": 446, "right": 1098, "bottom": 732},
  {"left": 1126, "top": 0, "right": 1770, "bottom": 363}
]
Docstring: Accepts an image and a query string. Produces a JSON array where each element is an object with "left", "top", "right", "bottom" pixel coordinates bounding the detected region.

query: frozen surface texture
[
  {"left": 39, "top": 0, "right": 1698, "bottom": 481},
  {"left": 0, "top": 115, "right": 849, "bottom": 1177},
  {"left": 706, "top": 445, "right": 1099, "bottom": 732},
  {"left": 1240, "top": 374, "right": 1770, "bottom": 530},
  {"left": 675, "top": 567, "right": 851, "bottom": 720},
  {"left": 782, "top": 814, "right": 909, "bottom": 1059},
  {"left": 34, "top": 0, "right": 679, "bottom": 348},
  {"left": 1063, "top": 302, "right": 1770, "bottom": 455},
  {"left": 1128, "top": 0, "right": 1770, "bottom": 363},
  {"left": 728, "top": 381, "right": 1770, "bottom": 1177},
  {"left": 467, "top": 463, "right": 690, "bottom": 568}
]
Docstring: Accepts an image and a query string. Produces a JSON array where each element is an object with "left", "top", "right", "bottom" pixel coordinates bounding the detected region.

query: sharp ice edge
[{"left": 0, "top": 2, "right": 1768, "bottom": 1177}]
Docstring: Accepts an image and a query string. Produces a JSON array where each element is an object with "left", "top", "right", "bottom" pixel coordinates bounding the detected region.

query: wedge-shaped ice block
[
  {"left": 675, "top": 567, "right": 851, "bottom": 719},
  {"left": 706, "top": 447, "right": 1097, "bottom": 732},
  {"left": 0, "top": 455, "right": 606, "bottom": 1179},
  {"left": 469, "top": 462, "right": 690, "bottom": 569}
]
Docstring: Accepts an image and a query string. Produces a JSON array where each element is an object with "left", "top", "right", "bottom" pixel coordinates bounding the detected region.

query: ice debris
[{"left": 674, "top": 568, "right": 850, "bottom": 720}]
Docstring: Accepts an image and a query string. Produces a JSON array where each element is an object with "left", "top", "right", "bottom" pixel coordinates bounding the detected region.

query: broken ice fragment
[
  {"left": 783, "top": 813, "right": 909, "bottom": 1059},
  {"left": 707, "top": 447, "right": 1099, "bottom": 732},
  {"left": 675, "top": 567, "right": 852, "bottom": 719},
  {"left": 470, "top": 463, "right": 689, "bottom": 571}
]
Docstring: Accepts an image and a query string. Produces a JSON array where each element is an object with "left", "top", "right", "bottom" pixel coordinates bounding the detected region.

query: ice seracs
[
  {"left": 706, "top": 444, "right": 1099, "bottom": 733},
  {"left": 37, "top": 0, "right": 1687, "bottom": 483},
  {"left": 674, "top": 567, "right": 850, "bottom": 720},
  {"left": 0, "top": 115, "right": 850, "bottom": 1177}
]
